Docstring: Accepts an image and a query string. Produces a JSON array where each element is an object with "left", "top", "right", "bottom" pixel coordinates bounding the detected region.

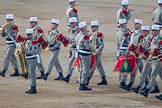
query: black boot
[
  {"left": 140, "top": 88, "right": 150, "bottom": 97},
  {"left": 43, "top": 73, "right": 50, "bottom": 81},
  {"left": 62, "top": 74, "right": 71, "bottom": 83},
  {"left": 119, "top": 82, "right": 126, "bottom": 89},
  {"left": 36, "top": 71, "right": 45, "bottom": 79},
  {"left": 122, "top": 82, "right": 133, "bottom": 91},
  {"left": 26, "top": 86, "right": 37, "bottom": 94},
  {"left": 20, "top": 73, "right": 28, "bottom": 79},
  {"left": 0, "top": 69, "right": 6, "bottom": 77},
  {"left": 97, "top": 77, "right": 108, "bottom": 85},
  {"left": 79, "top": 84, "right": 92, "bottom": 91},
  {"left": 141, "top": 81, "right": 148, "bottom": 91},
  {"left": 155, "top": 94, "right": 162, "bottom": 101},
  {"left": 150, "top": 86, "right": 160, "bottom": 93},
  {"left": 54, "top": 73, "right": 64, "bottom": 80},
  {"left": 132, "top": 86, "right": 141, "bottom": 94},
  {"left": 10, "top": 69, "right": 19, "bottom": 77}
]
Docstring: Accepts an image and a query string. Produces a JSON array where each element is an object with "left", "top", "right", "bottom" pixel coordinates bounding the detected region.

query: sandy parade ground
[{"left": 0, "top": 0, "right": 162, "bottom": 108}]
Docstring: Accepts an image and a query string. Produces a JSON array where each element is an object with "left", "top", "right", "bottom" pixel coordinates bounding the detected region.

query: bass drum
[{"left": 113, "top": 54, "right": 137, "bottom": 75}]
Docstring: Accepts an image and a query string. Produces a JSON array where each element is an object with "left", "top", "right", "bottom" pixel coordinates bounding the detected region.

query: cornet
[{"left": 0, "top": 19, "right": 22, "bottom": 31}]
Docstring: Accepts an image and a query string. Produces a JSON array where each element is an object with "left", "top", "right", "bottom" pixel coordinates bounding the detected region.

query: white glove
[{"left": 15, "top": 42, "right": 21, "bottom": 48}]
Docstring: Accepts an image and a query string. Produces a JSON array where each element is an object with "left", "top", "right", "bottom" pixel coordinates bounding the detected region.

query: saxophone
[{"left": 15, "top": 42, "right": 27, "bottom": 74}]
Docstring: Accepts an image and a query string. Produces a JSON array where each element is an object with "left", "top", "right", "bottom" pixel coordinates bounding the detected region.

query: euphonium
[{"left": 15, "top": 42, "right": 27, "bottom": 74}]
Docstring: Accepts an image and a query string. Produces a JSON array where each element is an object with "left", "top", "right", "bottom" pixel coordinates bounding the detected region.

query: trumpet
[{"left": 0, "top": 19, "right": 22, "bottom": 31}]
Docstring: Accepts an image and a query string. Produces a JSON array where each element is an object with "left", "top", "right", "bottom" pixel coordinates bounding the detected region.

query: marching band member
[
  {"left": 24, "top": 29, "right": 39, "bottom": 94},
  {"left": 123, "top": 19, "right": 143, "bottom": 91},
  {"left": 152, "top": 0, "right": 162, "bottom": 26},
  {"left": 88, "top": 20, "right": 108, "bottom": 85},
  {"left": 117, "top": 0, "right": 133, "bottom": 27},
  {"left": 66, "top": 0, "right": 78, "bottom": 29},
  {"left": 132, "top": 26, "right": 154, "bottom": 94},
  {"left": 76, "top": 21, "right": 92, "bottom": 91},
  {"left": 116, "top": 19, "right": 131, "bottom": 89},
  {"left": 140, "top": 25, "right": 162, "bottom": 97},
  {"left": 43, "top": 19, "right": 64, "bottom": 81},
  {"left": 29, "top": 17, "right": 45, "bottom": 79},
  {"left": 0, "top": 14, "right": 19, "bottom": 77},
  {"left": 63, "top": 17, "right": 79, "bottom": 83}
]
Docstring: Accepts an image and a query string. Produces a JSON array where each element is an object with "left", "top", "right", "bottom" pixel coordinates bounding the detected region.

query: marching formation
[
  {"left": 0, "top": 0, "right": 107, "bottom": 94},
  {"left": 115, "top": 0, "right": 162, "bottom": 101},
  {"left": 0, "top": 0, "right": 162, "bottom": 102}
]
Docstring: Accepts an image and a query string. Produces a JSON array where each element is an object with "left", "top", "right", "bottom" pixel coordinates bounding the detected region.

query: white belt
[
  {"left": 120, "top": 47, "right": 128, "bottom": 50},
  {"left": 26, "top": 54, "right": 41, "bottom": 63},
  {"left": 78, "top": 50, "right": 91, "bottom": 54},
  {"left": 6, "top": 40, "right": 15, "bottom": 44},
  {"left": 26, "top": 55, "right": 37, "bottom": 59}
]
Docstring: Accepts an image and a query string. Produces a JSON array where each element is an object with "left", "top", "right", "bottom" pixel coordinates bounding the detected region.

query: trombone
[{"left": 0, "top": 19, "right": 22, "bottom": 31}]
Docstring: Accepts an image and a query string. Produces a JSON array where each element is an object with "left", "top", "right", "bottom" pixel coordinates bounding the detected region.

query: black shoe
[
  {"left": 26, "top": 86, "right": 37, "bottom": 94},
  {"left": 140, "top": 88, "right": 150, "bottom": 97},
  {"left": 79, "top": 84, "right": 92, "bottom": 91},
  {"left": 62, "top": 74, "right": 71, "bottom": 83},
  {"left": 150, "top": 86, "right": 160, "bottom": 94},
  {"left": 10, "top": 72, "right": 19, "bottom": 77},
  {"left": 43, "top": 73, "right": 49, "bottom": 81},
  {"left": 54, "top": 73, "right": 64, "bottom": 80},
  {"left": 141, "top": 81, "right": 148, "bottom": 91},
  {"left": 20, "top": 73, "right": 28, "bottom": 79},
  {"left": 132, "top": 86, "right": 141, "bottom": 94},
  {"left": 36, "top": 72, "right": 45, "bottom": 79},
  {"left": 122, "top": 82, "right": 133, "bottom": 91},
  {"left": 119, "top": 82, "right": 126, "bottom": 89},
  {"left": 97, "top": 77, "right": 108, "bottom": 85},
  {"left": 155, "top": 94, "right": 162, "bottom": 101},
  {"left": 0, "top": 70, "right": 6, "bottom": 77},
  {"left": 10, "top": 69, "right": 19, "bottom": 77},
  {"left": 25, "top": 88, "right": 32, "bottom": 93},
  {"left": 141, "top": 86, "right": 147, "bottom": 91}
]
